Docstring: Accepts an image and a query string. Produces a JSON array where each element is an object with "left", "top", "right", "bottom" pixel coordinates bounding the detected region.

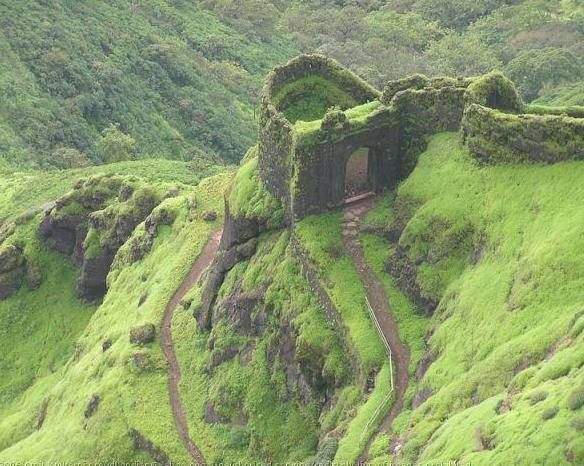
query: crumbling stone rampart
[{"left": 254, "top": 55, "right": 584, "bottom": 221}]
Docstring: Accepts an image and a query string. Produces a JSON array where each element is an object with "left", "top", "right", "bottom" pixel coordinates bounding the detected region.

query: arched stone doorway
[{"left": 345, "top": 147, "right": 372, "bottom": 199}]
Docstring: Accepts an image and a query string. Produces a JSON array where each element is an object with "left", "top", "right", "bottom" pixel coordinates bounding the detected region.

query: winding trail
[
  {"left": 342, "top": 197, "right": 410, "bottom": 462},
  {"left": 160, "top": 229, "right": 222, "bottom": 466}
]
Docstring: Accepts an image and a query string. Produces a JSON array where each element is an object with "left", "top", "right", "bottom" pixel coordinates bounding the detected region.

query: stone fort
[
  {"left": 256, "top": 54, "right": 584, "bottom": 221},
  {"left": 197, "top": 54, "right": 584, "bottom": 329}
]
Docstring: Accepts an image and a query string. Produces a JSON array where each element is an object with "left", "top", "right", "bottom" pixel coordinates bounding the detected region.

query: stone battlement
[{"left": 256, "top": 54, "right": 584, "bottom": 221}]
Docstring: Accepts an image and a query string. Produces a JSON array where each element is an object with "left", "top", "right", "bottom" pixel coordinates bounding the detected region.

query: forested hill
[
  {"left": 1, "top": 0, "right": 582, "bottom": 171},
  {"left": 0, "top": 1, "right": 296, "bottom": 170}
]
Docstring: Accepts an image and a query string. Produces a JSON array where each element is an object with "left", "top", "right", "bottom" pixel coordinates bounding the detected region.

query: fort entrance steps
[{"left": 341, "top": 197, "right": 410, "bottom": 462}]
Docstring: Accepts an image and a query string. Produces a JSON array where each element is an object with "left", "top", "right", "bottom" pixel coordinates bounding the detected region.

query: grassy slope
[
  {"left": 174, "top": 230, "right": 352, "bottom": 463},
  {"left": 361, "top": 133, "right": 584, "bottom": 464},
  {"left": 0, "top": 158, "right": 226, "bottom": 221},
  {"left": 0, "top": 164, "right": 232, "bottom": 461},
  {"left": 535, "top": 83, "right": 584, "bottom": 107},
  {"left": 295, "top": 214, "right": 394, "bottom": 463}
]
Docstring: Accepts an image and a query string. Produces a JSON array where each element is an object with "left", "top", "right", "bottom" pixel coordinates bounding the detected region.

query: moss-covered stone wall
[
  {"left": 262, "top": 54, "right": 380, "bottom": 115},
  {"left": 291, "top": 107, "right": 401, "bottom": 219},
  {"left": 393, "top": 84, "right": 469, "bottom": 177},
  {"left": 253, "top": 55, "right": 584, "bottom": 222},
  {"left": 461, "top": 104, "right": 584, "bottom": 164}
]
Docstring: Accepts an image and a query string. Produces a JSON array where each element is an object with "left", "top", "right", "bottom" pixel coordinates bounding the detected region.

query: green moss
[
  {"left": 464, "top": 71, "right": 523, "bottom": 113},
  {"left": 83, "top": 228, "right": 102, "bottom": 260},
  {"left": 173, "top": 230, "right": 352, "bottom": 463},
  {"left": 228, "top": 156, "right": 283, "bottom": 227},
  {"left": 375, "top": 132, "right": 584, "bottom": 465},
  {"left": 334, "top": 364, "right": 393, "bottom": 464},
  {"left": 296, "top": 213, "right": 385, "bottom": 371},
  {"left": 567, "top": 385, "right": 584, "bottom": 411},
  {"left": 525, "top": 104, "right": 584, "bottom": 119},
  {"left": 0, "top": 170, "right": 232, "bottom": 463},
  {"left": 273, "top": 75, "right": 360, "bottom": 123}
]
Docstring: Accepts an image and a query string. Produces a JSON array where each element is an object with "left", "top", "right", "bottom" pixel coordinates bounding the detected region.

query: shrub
[
  {"left": 97, "top": 124, "right": 136, "bottom": 164},
  {"left": 129, "top": 323, "right": 156, "bottom": 345},
  {"left": 320, "top": 106, "right": 349, "bottom": 133},
  {"left": 567, "top": 386, "right": 584, "bottom": 411},
  {"left": 570, "top": 416, "right": 584, "bottom": 431},
  {"left": 529, "top": 391, "right": 548, "bottom": 405},
  {"left": 52, "top": 148, "right": 91, "bottom": 169},
  {"left": 541, "top": 406, "right": 559, "bottom": 420}
]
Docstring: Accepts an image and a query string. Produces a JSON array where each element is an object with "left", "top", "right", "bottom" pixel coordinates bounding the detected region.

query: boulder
[
  {"left": 202, "top": 210, "right": 217, "bottom": 222},
  {"left": 0, "top": 245, "right": 26, "bottom": 299},
  {"left": 131, "top": 351, "right": 152, "bottom": 371},
  {"left": 84, "top": 394, "right": 100, "bottom": 418},
  {"left": 130, "top": 323, "right": 156, "bottom": 345}
]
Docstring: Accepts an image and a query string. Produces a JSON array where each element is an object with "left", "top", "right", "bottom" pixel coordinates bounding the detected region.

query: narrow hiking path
[
  {"left": 161, "top": 229, "right": 222, "bottom": 466},
  {"left": 342, "top": 197, "right": 410, "bottom": 462}
]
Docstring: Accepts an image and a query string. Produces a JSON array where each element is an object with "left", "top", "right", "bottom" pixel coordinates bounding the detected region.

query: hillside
[
  {"left": 1, "top": 1, "right": 584, "bottom": 464},
  {"left": 1, "top": 0, "right": 582, "bottom": 170},
  {"left": 0, "top": 0, "right": 296, "bottom": 169}
]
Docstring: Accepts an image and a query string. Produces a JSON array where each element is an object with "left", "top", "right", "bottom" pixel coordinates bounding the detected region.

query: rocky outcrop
[
  {"left": 271, "top": 324, "right": 316, "bottom": 404},
  {"left": 129, "top": 428, "right": 170, "bottom": 465},
  {"left": 119, "top": 205, "right": 176, "bottom": 265},
  {"left": 386, "top": 246, "right": 438, "bottom": 316},
  {"left": 84, "top": 394, "right": 100, "bottom": 418},
  {"left": 0, "top": 245, "right": 26, "bottom": 299},
  {"left": 211, "top": 290, "right": 266, "bottom": 336},
  {"left": 197, "top": 201, "right": 265, "bottom": 330},
  {"left": 412, "top": 387, "right": 433, "bottom": 409},
  {"left": 130, "top": 323, "right": 156, "bottom": 345},
  {"left": 39, "top": 176, "right": 162, "bottom": 301}
]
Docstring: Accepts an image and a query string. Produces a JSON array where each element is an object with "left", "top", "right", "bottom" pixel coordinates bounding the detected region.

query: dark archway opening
[{"left": 345, "top": 147, "right": 372, "bottom": 199}]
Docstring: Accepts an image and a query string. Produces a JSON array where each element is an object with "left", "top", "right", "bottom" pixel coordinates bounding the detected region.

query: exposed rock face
[
  {"left": 131, "top": 352, "right": 152, "bottom": 372},
  {"left": 121, "top": 206, "right": 175, "bottom": 265},
  {"left": 197, "top": 201, "right": 264, "bottom": 330},
  {"left": 415, "top": 350, "right": 436, "bottom": 381},
  {"left": 0, "top": 245, "right": 26, "bottom": 299},
  {"left": 266, "top": 322, "right": 331, "bottom": 405},
  {"left": 386, "top": 246, "right": 438, "bottom": 316},
  {"left": 39, "top": 211, "right": 86, "bottom": 263},
  {"left": 211, "top": 291, "right": 266, "bottom": 336},
  {"left": 129, "top": 428, "right": 170, "bottom": 465},
  {"left": 203, "top": 401, "right": 223, "bottom": 424},
  {"left": 84, "top": 394, "right": 100, "bottom": 418},
  {"left": 202, "top": 210, "right": 217, "bottom": 222},
  {"left": 412, "top": 387, "right": 433, "bottom": 409},
  {"left": 39, "top": 176, "right": 161, "bottom": 301}
]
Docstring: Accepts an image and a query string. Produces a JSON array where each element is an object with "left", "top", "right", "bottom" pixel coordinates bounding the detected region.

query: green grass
[
  {"left": 273, "top": 75, "right": 360, "bottom": 124},
  {"left": 535, "top": 83, "right": 584, "bottom": 107},
  {"left": 174, "top": 230, "right": 353, "bottom": 463},
  {"left": 0, "top": 220, "right": 95, "bottom": 411},
  {"left": 0, "top": 170, "right": 232, "bottom": 462},
  {"left": 0, "top": 158, "right": 226, "bottom": 221},
  {"left": 370, "top": 132, "right": 584, "bottom": 464},
  {"left": 334, "top": 363, "right": 393, "bottom": 464},
  {"left": 228, "top": 153, "right": 283, "bottom": 226},
  {"left": 295, "top": 212, "right": 396, "bottom": 462},
  {"left": 294, "top": 100, "right": 381, "bottom": 136},
  {"left": 295, "top": 213, "right": 385, "bottom": 371}
]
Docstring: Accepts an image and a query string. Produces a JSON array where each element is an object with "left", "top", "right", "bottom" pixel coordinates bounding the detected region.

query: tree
[
  {"left": 51, "top": 147, "right": 91, "bottom": 169},
  {"left": 97, "top": 124, "right": 136, "bottom": 164},
  {"left": 505, "top": 48, "right": 583, "bottom": 101}
]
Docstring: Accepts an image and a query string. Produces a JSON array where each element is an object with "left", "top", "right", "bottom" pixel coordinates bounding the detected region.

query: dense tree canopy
[{"left": 0, "top": 0, "right": 582, "bottom": 170}]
